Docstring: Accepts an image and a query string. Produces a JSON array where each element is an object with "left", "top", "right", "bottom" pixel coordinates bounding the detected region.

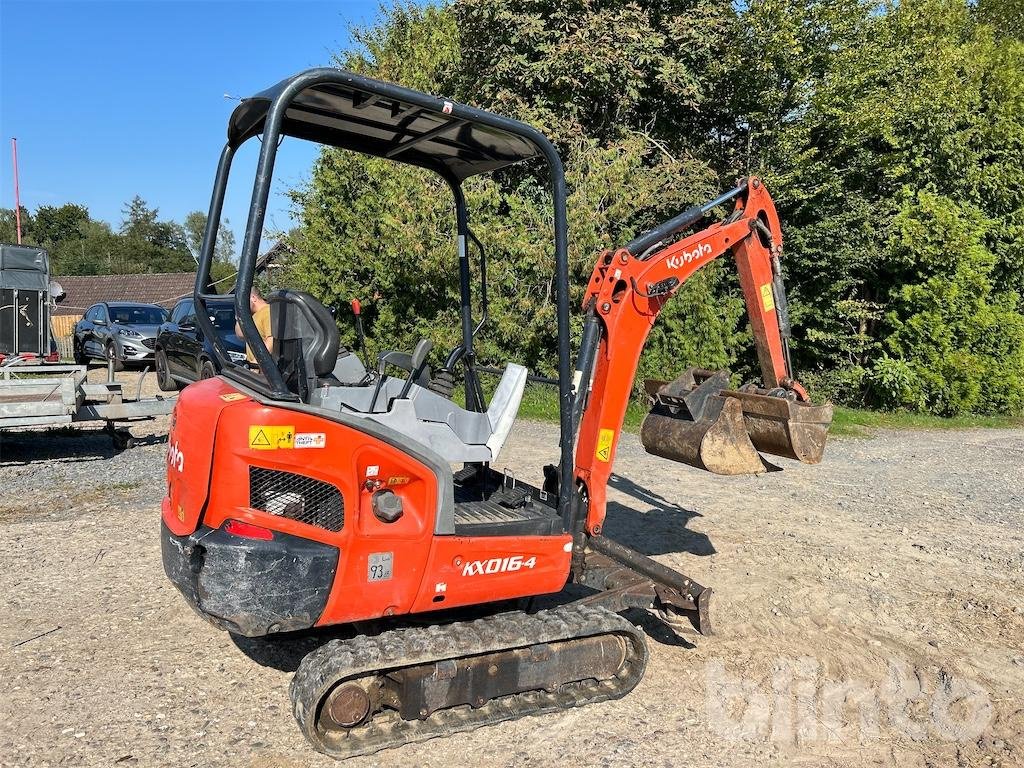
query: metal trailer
[
  {"left": 0, "top": 243, "right": 60, "bottom": 364},
  {"left": 0, "top": 361, "right": 175, "bottom": 450}
]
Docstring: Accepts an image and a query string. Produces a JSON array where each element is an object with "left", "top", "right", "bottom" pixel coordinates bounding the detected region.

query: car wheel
[
  {"left": 199, "top": 359, "right": 217, "bottom": 380},
  {"left": 73, "top": 339, "right": 88, "bottom": 366},
  {"left": 105, "top": 341, "right": 124, "bottom": 372},
  {"left": 155, "top": 349, "right": 180, "bottom": 392}
]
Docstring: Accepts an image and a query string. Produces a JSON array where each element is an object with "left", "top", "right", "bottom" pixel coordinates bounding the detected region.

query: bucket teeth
[{"left": 640, "top": 368, "right": 833, "bottom": 474}]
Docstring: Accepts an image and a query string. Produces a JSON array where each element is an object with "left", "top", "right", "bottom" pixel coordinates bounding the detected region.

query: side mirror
[{"left": 94, "top": 318, "right": 107, "bottom": 327}]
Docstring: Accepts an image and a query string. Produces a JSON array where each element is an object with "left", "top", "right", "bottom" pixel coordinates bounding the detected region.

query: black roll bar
[{"left": 193, "top": 68, "right": 576, "bottom": 524}]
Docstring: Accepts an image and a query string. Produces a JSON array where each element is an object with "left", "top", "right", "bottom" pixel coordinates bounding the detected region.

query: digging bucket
[
  {"left": 640, "top": 370, "right": 765, "bottom": 475},
  {"left": 639, "top": 369, "right": 833, "bottom": 474},
  {"left": 722, "top": 388, "right": 833, "bottom": 464}
]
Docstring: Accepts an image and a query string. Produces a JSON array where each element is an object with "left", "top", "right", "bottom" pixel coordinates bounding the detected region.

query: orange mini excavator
[{"left": 161, "top": 68, "right": 832, "bottom": 759}]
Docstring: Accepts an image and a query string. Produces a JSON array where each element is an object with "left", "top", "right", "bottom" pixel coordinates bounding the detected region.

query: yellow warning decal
[
  {"left": 248, "top": 425, "right": 294, "bottom": 450},
  {"left": 596, "top": 428, "right": 615, "bottom": 463},
  {"left": 220, "top": 392, "right": 248, "bottom": 402},
  {"left": 760, "top": 283, "right": 775, "bottom": 312}
]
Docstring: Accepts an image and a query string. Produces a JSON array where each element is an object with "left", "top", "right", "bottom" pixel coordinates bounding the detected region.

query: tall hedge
[{"left": 288, "top": 0, "right": 1024, "bottom": 415}]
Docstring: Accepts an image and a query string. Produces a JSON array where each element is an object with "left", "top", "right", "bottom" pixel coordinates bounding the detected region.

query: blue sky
[{"left": 0, "top": 0, "right": 382, "bottom": 254}]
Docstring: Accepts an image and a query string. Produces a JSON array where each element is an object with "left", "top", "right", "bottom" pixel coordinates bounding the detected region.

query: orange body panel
[
  {"left": 162, "top": 378, "right": 571, "bottom": 627},
  {"left": 408, "top": 535, "right": 571, "bottom": 616}
]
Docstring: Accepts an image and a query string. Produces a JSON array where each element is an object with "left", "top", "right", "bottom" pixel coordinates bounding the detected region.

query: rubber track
[{"left": 290, "top": 604, "right": 648, "bottom": 759}]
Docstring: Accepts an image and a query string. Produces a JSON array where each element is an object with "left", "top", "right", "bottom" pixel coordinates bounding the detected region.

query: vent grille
[{"left": 249, "top": 466, "right": 344, "bottom": 532}]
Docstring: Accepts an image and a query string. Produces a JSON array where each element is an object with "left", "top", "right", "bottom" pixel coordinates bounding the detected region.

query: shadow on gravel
[
  {"left": 0, "top": 429, "right": 167, "bottom": 464},
  {"left": 603, "top": 474, "right": 715, "bottom": 558},
  {"left": 231, "top": 630, "right": 344, "bottom": 673}
]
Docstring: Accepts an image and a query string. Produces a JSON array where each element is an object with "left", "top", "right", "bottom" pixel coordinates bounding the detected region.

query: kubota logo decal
[
  {"left": 462, "top": 555, "right": 537, "bottom": 577},
  {"left": 166, "top": 441, "right": 185, "bottom": 473},
  {"left": 666, "top": 242, "right": 712, "bottom": 270}
]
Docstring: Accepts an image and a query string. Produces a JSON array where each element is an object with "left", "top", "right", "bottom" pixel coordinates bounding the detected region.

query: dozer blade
[
  {"left": 723, "top": 389, "right": 833, "bottom": 464},
  {"left": 640, "top": 369, "right": 765, "bottom": 475}
]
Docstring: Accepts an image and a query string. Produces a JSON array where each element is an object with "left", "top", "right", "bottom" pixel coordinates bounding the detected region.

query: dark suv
[
  {"left": 74, "top": 302, "right": 168, "bottom": 370},
  {"left": 154, "top": 297, "right": 246, "bottom": 390}
]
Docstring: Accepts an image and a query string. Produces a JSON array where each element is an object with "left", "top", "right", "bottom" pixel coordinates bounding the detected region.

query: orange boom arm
[{"left": 573, "top": 177, "right": 804, "bottom": 535}]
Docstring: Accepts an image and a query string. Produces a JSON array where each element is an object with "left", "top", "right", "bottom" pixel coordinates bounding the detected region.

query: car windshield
[
  {"left": 110, "top": 306, "right": 168, "bottom": 325},
  {"left": 208, "top": 304, "right": 236, "bottom": 332}
]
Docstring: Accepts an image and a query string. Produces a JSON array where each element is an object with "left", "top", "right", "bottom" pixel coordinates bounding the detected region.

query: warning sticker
[
  {"left": 294, "top": 432, "right": 326, "bottom": 449},
  {"left": 249, "top": 425, "right": 294, "bottom": 450},
  {"left": 595, "top": 428, "right": 615, "bottom": 463},
  {"left": 219, "top": 392, "right": 248, "bottom": 402},
  {"left": 760, "top": 283, "right": 775, "bottom": 312}
]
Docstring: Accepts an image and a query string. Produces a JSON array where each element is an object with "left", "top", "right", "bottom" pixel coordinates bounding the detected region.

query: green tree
[
  {"left": 118, "top": 195, "right": 193, "bottom": 273},
  {"left": 293, "top": 0, "right": 744, "bottom": 379},
  {"left": 286, "top": 0, "right": 1024, "bottom": 415},
  {"left": 184, "top": 210, "right": 238, "bottom": 290},
  {"left": 870, "top": 193, "right": 1024, "bottom": 414},
  {"left": 723, "top": 0, "right": 1024, "bottom": 413},
  {"left": 0, "top": 207, "right": 34, "bottom": 244},
  {"left": 33, "top": 204, "right": 89, "bottom": 249}
]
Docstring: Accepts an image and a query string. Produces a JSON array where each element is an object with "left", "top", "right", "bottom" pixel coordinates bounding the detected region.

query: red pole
[{"left": 11, "top": 138, "right": 22, "bottom": 244}]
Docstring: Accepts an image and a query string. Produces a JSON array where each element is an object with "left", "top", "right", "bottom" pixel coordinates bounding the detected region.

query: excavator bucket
[
  {"left": 640, "top": 369, "right": 833, "bottom": 474},
  {"left": 640, "top": 370, "right": 765, "bottom": 475},
  {"left": 724, "top": 388, "right": 833, "bottom": 464}
]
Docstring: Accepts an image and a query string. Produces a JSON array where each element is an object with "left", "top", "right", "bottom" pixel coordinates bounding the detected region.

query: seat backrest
[{"left": 267, "top": 290, "right": 341, "bottom": 398}]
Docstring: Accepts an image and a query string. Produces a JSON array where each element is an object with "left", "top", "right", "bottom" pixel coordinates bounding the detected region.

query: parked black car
[
  {"left": 154, "top": 297, "right": 246, "bottom": 390},
  {"left": 73, "top": 301, "right": 168, "bottom": 370}
]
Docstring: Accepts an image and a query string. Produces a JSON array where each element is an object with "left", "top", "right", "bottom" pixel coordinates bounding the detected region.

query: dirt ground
[{"left": 1, "top": 372, "right": 1021, "bottom": 768}]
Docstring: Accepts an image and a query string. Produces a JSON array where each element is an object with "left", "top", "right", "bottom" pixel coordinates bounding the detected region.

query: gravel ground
[{"left": 1, "top": 371, "right": 1022, "bottom": 768}]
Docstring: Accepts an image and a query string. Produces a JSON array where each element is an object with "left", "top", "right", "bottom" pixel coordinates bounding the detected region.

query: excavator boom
[{"left": 572, "top": 178, "right": 833, "bottom": 535}]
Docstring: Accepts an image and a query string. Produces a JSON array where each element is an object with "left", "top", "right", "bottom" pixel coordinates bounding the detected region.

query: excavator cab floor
[{"left": 452, "top": 465, "right": 562, "bottom": 536}]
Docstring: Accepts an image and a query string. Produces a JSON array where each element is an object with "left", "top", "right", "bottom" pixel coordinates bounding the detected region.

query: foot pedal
[
  {"left": 453, "top": 465, "right": 481, "bottom": 485},
  {"left": 494, "top": 484, "right": 532, "bottom": 509}
]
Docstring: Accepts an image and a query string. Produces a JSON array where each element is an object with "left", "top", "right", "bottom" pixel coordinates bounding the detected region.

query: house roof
[{"left": 53, "top": 272, "right": 196, "bottom": 316}]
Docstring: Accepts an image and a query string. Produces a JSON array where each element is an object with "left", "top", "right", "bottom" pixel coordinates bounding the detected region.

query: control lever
[
  {"left": 369, "top": 338, "right": 434, "bottom": 410},
  {"left": 398, "top": 338, "right": 433, "bottom": 399},
  {"left": 350, "top": 298, "right": 370, "bottom": 370}
]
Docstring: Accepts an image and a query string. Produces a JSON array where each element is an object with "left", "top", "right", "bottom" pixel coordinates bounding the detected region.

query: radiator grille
[
  {"left": 142, "top": 337, "right": 157, "bottom": 349},
  {"left": 249, "top": 466, "right": 344, "bottom": 532}
]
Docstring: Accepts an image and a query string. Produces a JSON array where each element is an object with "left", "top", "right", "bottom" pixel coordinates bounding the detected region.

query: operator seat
[{"left": 267, "top": 290, "right": 342, "bottom": 401}]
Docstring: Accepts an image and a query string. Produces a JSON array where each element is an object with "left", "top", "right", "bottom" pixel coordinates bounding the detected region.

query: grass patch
[
  {"left": 830, "top": 406, "right": 1024, "bottom": 437},
  {"left": 467, "top": 375, "right": 1022, "bottom": 437},
  {"left": 467, "top": 379, "right": 648, "bottom": 432}
]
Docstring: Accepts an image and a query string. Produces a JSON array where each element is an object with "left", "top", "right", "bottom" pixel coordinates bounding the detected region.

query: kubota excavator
[{"left": 161, "top": 68, "right": 832, "bottom": 759}]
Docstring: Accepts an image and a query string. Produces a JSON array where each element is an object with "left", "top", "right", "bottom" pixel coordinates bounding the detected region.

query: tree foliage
[
  {"left": 1, "top": 197, "right": 233, "bottom": 278},
  {"left": 287, "top": 0, "right": 1024, "bottom": 415},
  {"left": 292, "top": 0, "right": 744, "bottom": 379}
]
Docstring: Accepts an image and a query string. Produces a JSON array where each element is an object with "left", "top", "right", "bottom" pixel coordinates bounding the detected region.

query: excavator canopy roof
[{"left": 227, "top": 69, "right": 543, "bottom": 181}]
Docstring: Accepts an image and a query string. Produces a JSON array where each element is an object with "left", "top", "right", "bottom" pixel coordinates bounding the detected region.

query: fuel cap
[{"left": 372, "top": 489, "right": 403, "bottom": 523}]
